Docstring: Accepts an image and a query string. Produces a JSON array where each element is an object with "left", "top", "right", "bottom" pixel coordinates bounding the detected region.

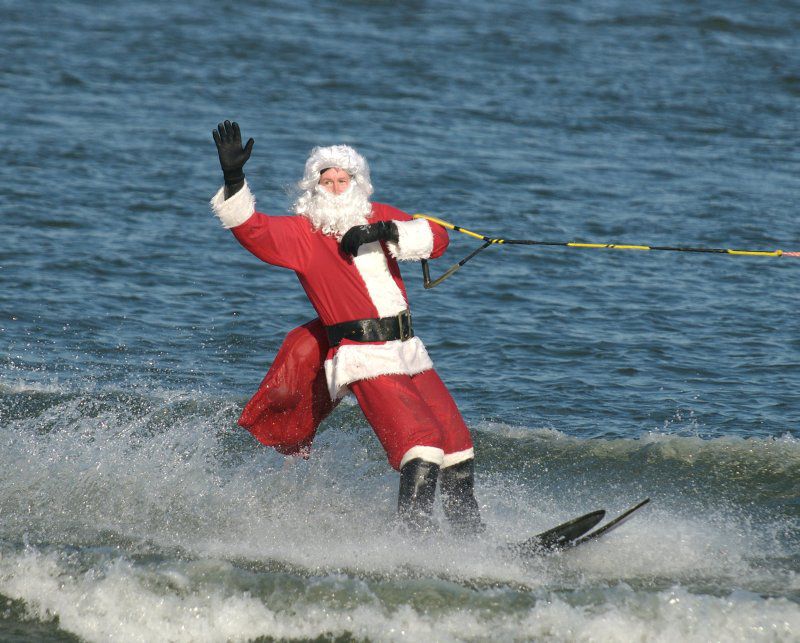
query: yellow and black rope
[{"left": 412, "top": 214, "right": 797, "bottom": 289}]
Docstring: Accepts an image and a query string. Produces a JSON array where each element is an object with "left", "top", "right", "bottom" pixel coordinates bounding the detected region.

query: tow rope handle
[
  {"left": 421, "top": 240, "right": 493, "bottom": 289},
  {"left": 413, "top": 214, "right": 503, "bottom": 289}
]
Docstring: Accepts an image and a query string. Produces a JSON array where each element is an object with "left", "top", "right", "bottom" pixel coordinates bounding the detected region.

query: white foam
[
  {"left": 1, "top": 391, "right": 797, "bottom": 642},
  {"left": 1, "top": 548, "right": 798, "bottom": 643},
  {"left": 0, "top": 376, "right": 71, "bottom": 395},
  {"left": 477, "top": 420, "right": 800, "bottom": 456},
  {"left": 0, "top": 397, "right": 793, "bottom": 585}
]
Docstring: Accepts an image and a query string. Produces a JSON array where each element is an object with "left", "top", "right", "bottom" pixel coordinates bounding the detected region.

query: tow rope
[{"left": 412, "top": 214, "right": 799, "bottom": 289}]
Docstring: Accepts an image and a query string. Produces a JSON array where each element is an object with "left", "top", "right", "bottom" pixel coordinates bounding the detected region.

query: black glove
[
  {"left": 212, "top": 120, "right": 254, "bottom": 191},
  {"left": 340, "top": 221, "right": 400, "bottom": 256}
]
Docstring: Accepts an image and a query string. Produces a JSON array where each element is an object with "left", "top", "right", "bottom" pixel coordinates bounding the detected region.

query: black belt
[{"left": 325, "top": 310, "right": 414, "bottom": 347}]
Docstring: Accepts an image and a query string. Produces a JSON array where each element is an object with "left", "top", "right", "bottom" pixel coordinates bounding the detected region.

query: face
[{"left": 318, "top": 167, "right": 351, "bottom": 195}]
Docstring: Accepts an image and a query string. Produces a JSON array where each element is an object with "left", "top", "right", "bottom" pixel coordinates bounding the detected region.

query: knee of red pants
[
  {"left": 350, "top": 374, "right": 446, "bottom": 471},
  {"left": 410, "top": 370, "right": 475, "bottom": 467}
]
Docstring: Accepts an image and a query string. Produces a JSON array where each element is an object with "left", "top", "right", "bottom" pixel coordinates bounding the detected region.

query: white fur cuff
[
  {"left": 210, "top": 181, "right": 256, "bottom": 229},
  {"left": 387, "top": 219, "right": 434, "bottom": 261},
  {"left": 442, "top": 448, "right": 475, "bottom": 468},
  {"left": 400, "top": 446, "right": 445, "bottom": 468}
]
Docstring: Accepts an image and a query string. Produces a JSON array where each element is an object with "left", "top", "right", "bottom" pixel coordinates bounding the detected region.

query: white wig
[{"left": 293, "top": 145, "right": 373, "bottom": 214}]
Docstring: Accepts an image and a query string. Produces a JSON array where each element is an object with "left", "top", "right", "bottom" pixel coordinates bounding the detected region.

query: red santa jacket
[{"left": 211, "top": 182, "right": 449, "bottom": 446}]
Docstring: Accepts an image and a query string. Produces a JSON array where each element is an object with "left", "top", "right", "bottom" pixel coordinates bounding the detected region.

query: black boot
[
  {"left": 439, "top": 459, "right": 485, "bottom": 535},
  {"left": 397, "top": 458, "right": 440, "bottom": 533}
]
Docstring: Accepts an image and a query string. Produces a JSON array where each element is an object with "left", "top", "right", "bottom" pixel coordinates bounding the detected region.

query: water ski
[
  {"left": 568, "top": 498, "right": 651, "bottom": 549},
  {"left": 510, "top": 498, "right": 650, "bottom": 558}
]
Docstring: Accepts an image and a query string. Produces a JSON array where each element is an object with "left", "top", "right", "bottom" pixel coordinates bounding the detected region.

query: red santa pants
[{"left": 349, "top": 369, "right": 474, "bottom": 471}]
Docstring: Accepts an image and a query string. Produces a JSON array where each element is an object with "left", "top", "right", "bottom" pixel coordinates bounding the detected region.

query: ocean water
[{"left": 1, "top": 0, "right": 798, "bottom": 641}]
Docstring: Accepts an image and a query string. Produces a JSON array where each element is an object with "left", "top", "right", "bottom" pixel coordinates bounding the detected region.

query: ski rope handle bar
[{"left": 412, "top": 214, "right": 799, "bottom": 289}]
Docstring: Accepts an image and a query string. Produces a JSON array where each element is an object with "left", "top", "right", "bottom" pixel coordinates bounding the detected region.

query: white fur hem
[
  {"left": 325, "top": 337, "right": 434, "bottom": 399},
  {"left": 400, "top": 446, "right": 445, "bottom": 468},
  {"left": 387, "top": 219, "right": 434, "bottom": 261},
  {"left": 210, "top": 181, "right": 256, "bottom": 229},
  {"left": 442, "top": 448, "right": 475, "bottom": 468}
]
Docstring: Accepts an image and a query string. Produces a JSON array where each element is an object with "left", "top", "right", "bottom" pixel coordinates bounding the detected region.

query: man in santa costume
[{"left": 211, "top": 121, "right": 482, "bottom": 534}]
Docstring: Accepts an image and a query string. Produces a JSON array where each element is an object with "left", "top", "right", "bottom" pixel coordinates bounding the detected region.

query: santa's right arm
[
  {"left": 210, "top": 182, "right": 311, "bottom": 270},
  {"left": 210, "top": 121, "right": 310, "bottom": 271}
]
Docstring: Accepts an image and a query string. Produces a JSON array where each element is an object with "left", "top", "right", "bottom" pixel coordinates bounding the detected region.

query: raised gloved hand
[
  {"left": 212, "top": 120, "right": 254, "bottom": 192},
  {"left": 340, "top": 221, "right": 400, "bottom": 256}
]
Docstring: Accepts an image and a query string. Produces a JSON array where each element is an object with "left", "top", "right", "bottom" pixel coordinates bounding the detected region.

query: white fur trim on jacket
[
  {"left": 400, "top": 446, "right": 445, "bottom": 468},
  {"left": 210, "top": 181, "right": 256, "bottom": 229},
  {"left": 442, "top": 448, "right": 475, "bottom": 468},
  {"left": 352, "top": 242, "right": 408, "bottom": 317},
  {"left": 387, "top": 219, "right": 434, "bottom": 261},
  {"left": 324, "top": 337, "right": 434, "bottom": 400}
]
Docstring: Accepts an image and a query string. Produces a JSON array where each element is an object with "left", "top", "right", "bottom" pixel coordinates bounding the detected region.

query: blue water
[{"left": 1, "top": 1, "right": 799, "bottom": 640}]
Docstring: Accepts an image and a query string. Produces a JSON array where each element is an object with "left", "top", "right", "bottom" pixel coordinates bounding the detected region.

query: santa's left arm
[
  {"left": 339, "top": 204, "right": 449, "bottom": 260},
  {"left": 378, "top": 204, "right": 449, "bottom": 261}
]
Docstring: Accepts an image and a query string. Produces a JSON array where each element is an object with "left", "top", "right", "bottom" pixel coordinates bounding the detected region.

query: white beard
[{"left": 295, "top": 184, "right": 372, "bottom": 239}]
